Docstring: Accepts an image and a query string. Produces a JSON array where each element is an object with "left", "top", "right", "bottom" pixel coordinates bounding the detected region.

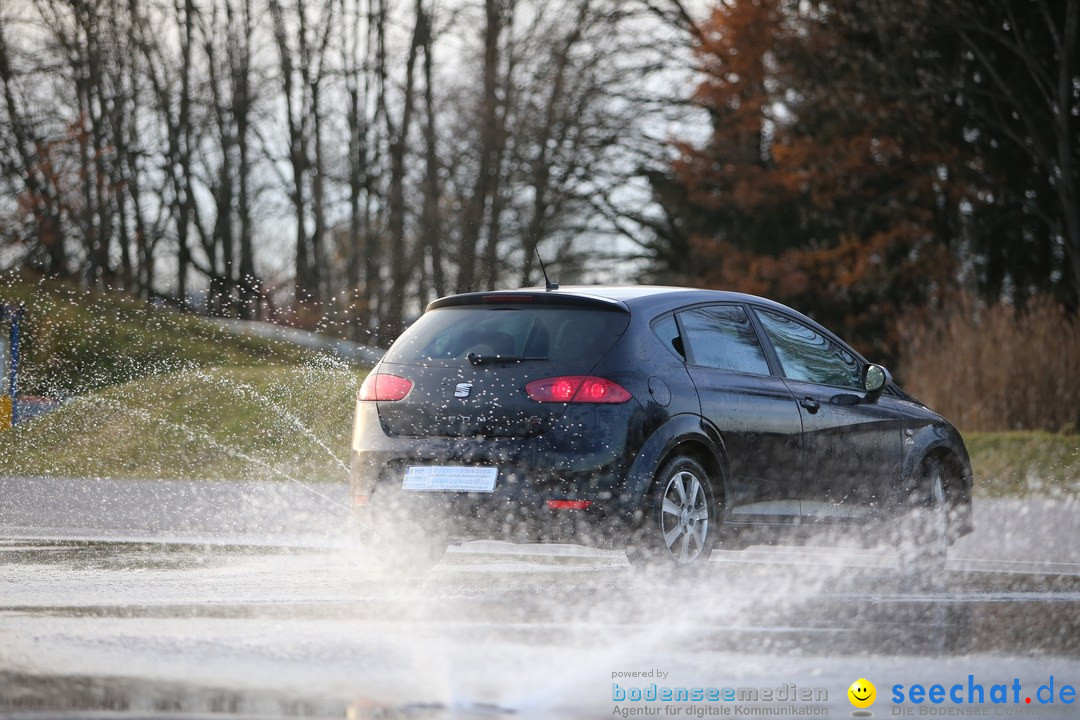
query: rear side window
[
  {"left": 651, "top": 314, "right": 685, "bottom": 359},
  {"left": 383, "top": 305, "right": 630, "bottom": 366},
  {"left": 754, "top": 308, "right": 861, "bottom": 389},
  {"left": 678, "top": 305, "right": 771, "bottom": 375}
]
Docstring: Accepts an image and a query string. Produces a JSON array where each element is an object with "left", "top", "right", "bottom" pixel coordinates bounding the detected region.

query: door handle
[{"left": 800, "top": 396, "right": 820, "bottom": 413}]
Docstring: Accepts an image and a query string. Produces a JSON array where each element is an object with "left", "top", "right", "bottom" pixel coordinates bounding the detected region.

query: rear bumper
[{"left": 349, "top": 402, "right": 644, "bottom": 547}]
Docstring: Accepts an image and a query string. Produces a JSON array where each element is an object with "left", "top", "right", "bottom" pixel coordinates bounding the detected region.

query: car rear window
[{"left": 383, "top": 305, "right": 630, "bottom": 366}]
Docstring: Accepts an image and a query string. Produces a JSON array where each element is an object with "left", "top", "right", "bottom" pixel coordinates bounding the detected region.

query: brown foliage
[
  {"left": 694, "top": 227, "right": 955, "bottom": 366},
  {"left": 671, "top": 0, "right": 797, "bottom": 222},
  {"left": 669, "top": 0, "right": 974, "bottom": 369},
  {"left": 899, "top": 295, "right": 1080, "bottom": 433}
]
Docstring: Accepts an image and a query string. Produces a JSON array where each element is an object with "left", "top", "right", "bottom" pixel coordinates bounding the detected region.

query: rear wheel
[{"left": 628, "top": 455, "right": 718, "bottom": 567}]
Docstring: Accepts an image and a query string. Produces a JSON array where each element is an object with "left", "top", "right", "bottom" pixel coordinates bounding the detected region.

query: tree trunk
[
  {"left": 521, "top": 6, "right": 585, "bottom": 286},
  {"left": 345, "top": 0, "right": 371, "bottom": 336},
  {"left": 232, "top": 0, "right": 258, "bottom": 318},
  {"left": 455, "top": 0, "right": 502, "bottom": 293},
  {"left": 419, "top": 2, "right": 444, "bottom": 299},
  {"left": 380, "top": 0, "right": 424, "bottom": 344}
]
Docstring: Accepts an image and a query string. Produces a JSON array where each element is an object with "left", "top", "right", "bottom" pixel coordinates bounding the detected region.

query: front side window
[
  {"left": 754, "top": 308, "right": 862, "bottom": 389},
  {"left": 678, "top": 305, "right": 771, "bottom": 375}
]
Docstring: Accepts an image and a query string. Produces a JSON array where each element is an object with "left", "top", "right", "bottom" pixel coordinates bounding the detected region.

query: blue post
[{"left": 7, "top": 306, "right": 20, "bottom": 426}]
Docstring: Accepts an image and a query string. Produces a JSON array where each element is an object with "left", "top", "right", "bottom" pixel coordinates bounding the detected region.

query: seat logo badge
[{"left": 454, "top": 382, "right": 473, "bottom": 398}]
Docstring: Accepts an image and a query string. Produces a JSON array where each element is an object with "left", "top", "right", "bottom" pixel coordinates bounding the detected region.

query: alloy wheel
[{"left": 659, "top": 469, "right": 711, "bottom": 565}]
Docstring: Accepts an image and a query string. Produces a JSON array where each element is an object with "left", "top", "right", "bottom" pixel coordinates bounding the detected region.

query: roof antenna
[{"left": 535, "top": 247, "right": 559, "bottom": 291}]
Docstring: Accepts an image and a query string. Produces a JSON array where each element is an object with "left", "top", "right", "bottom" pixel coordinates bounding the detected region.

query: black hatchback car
[{"left": 349, "top": 286, "right": 973, "bottom": 568}]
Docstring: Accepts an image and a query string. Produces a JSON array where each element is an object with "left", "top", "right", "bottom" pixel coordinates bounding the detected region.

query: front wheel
[
  {"left": 896, "top": 458, "right": 949, "bottom": 574},
  {"left": 627, "top": 455, "right": 719, "bottom": 567}
]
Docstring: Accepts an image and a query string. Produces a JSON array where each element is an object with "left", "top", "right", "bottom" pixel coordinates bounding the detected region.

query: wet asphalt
[{"left": 1, "top": 477, "right": 1079, "bottom": 719}]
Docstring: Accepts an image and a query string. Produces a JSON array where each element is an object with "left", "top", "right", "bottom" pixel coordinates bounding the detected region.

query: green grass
[
  {"left": 1, "top": 273, "right": 324, "bottom": 396},
  {"left": 0, "top": 366, "right": 362, "bottom": 483},
  {"left": 0, "top": 275, "right": 366, "bottom": 483},
  {"left": 966, "top": 431, "right": 1080, "bottom": 499}
]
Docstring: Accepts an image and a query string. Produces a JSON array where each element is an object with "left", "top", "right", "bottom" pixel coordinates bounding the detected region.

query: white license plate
[{"left": 402, "top": 466, "right": 497, "bottom": 493}]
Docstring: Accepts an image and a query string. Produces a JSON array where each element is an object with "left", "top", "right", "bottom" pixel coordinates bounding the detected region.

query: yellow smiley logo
[{"left": 848, "top": 678, "right": 876, "bottom": 709}]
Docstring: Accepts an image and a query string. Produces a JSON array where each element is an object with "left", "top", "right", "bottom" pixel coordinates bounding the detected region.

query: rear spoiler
[{"left": 427, "top": 291, "right": 629, "bottom": 312}]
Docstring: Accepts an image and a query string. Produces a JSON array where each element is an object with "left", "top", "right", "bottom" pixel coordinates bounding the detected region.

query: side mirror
[{"left": 863, "top": 363, "right": 889, "bottom": 394}]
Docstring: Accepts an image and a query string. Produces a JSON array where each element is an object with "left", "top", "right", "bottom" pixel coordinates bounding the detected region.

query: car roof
[
  {"left": 426, "top": 284, "right": 855, "bottom": 352},
  {"left": 447, "top": 284, "right": 802, "bottom": 315}
]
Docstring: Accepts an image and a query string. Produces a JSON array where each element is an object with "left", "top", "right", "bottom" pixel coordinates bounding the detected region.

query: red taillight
[
  {"left": 547, "top": 499, "right": 592, "bottom": 510},
  {"left": 357, "top": 373, "right": 413, "bottom": 401},
  {"left": 525, "top": 376, "right": 632, "bottom": 403}
]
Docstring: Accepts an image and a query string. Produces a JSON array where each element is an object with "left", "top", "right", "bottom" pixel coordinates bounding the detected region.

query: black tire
[
  {"left": 896, "top": 457, "right": 950, "bottom": 575},
  {"left": 627, "top": 454, "right": 719, "bottom": 568}
]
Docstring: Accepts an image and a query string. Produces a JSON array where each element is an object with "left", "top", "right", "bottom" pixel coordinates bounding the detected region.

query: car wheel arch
[
  {"left": 655, "top": 439, "right": 728, "bottom": 508},
  {"left": 621, "top": 416, "right": 729, "bottom": 515},
  {"left": 903, "top": 421, "right": 971, "bottom": 483},
  {"left": 906, "top": 440, "right": 970, "bottom": 493}
]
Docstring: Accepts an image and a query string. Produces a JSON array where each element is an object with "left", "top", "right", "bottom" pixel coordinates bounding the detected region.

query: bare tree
[
  {"left": 229, "top": 0, "right": 260, "bottom": 318},
  {"left": 268, "top": 0, "right": 335, "bottom": 307},
  {"left": 455, "top": 0, "right": 505, "bottom": 293},
  {"left": 342, "top": 0, "right": 373, "bottom": 335},
  {"left": 418, "top": 0, "right": 445, "bottom": 303},
  {"left": 0, "top": 11, "right": 68, "bottom": 276},
  {"left": 0, "top": 0, "right": 695, "bottom": 330}
]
